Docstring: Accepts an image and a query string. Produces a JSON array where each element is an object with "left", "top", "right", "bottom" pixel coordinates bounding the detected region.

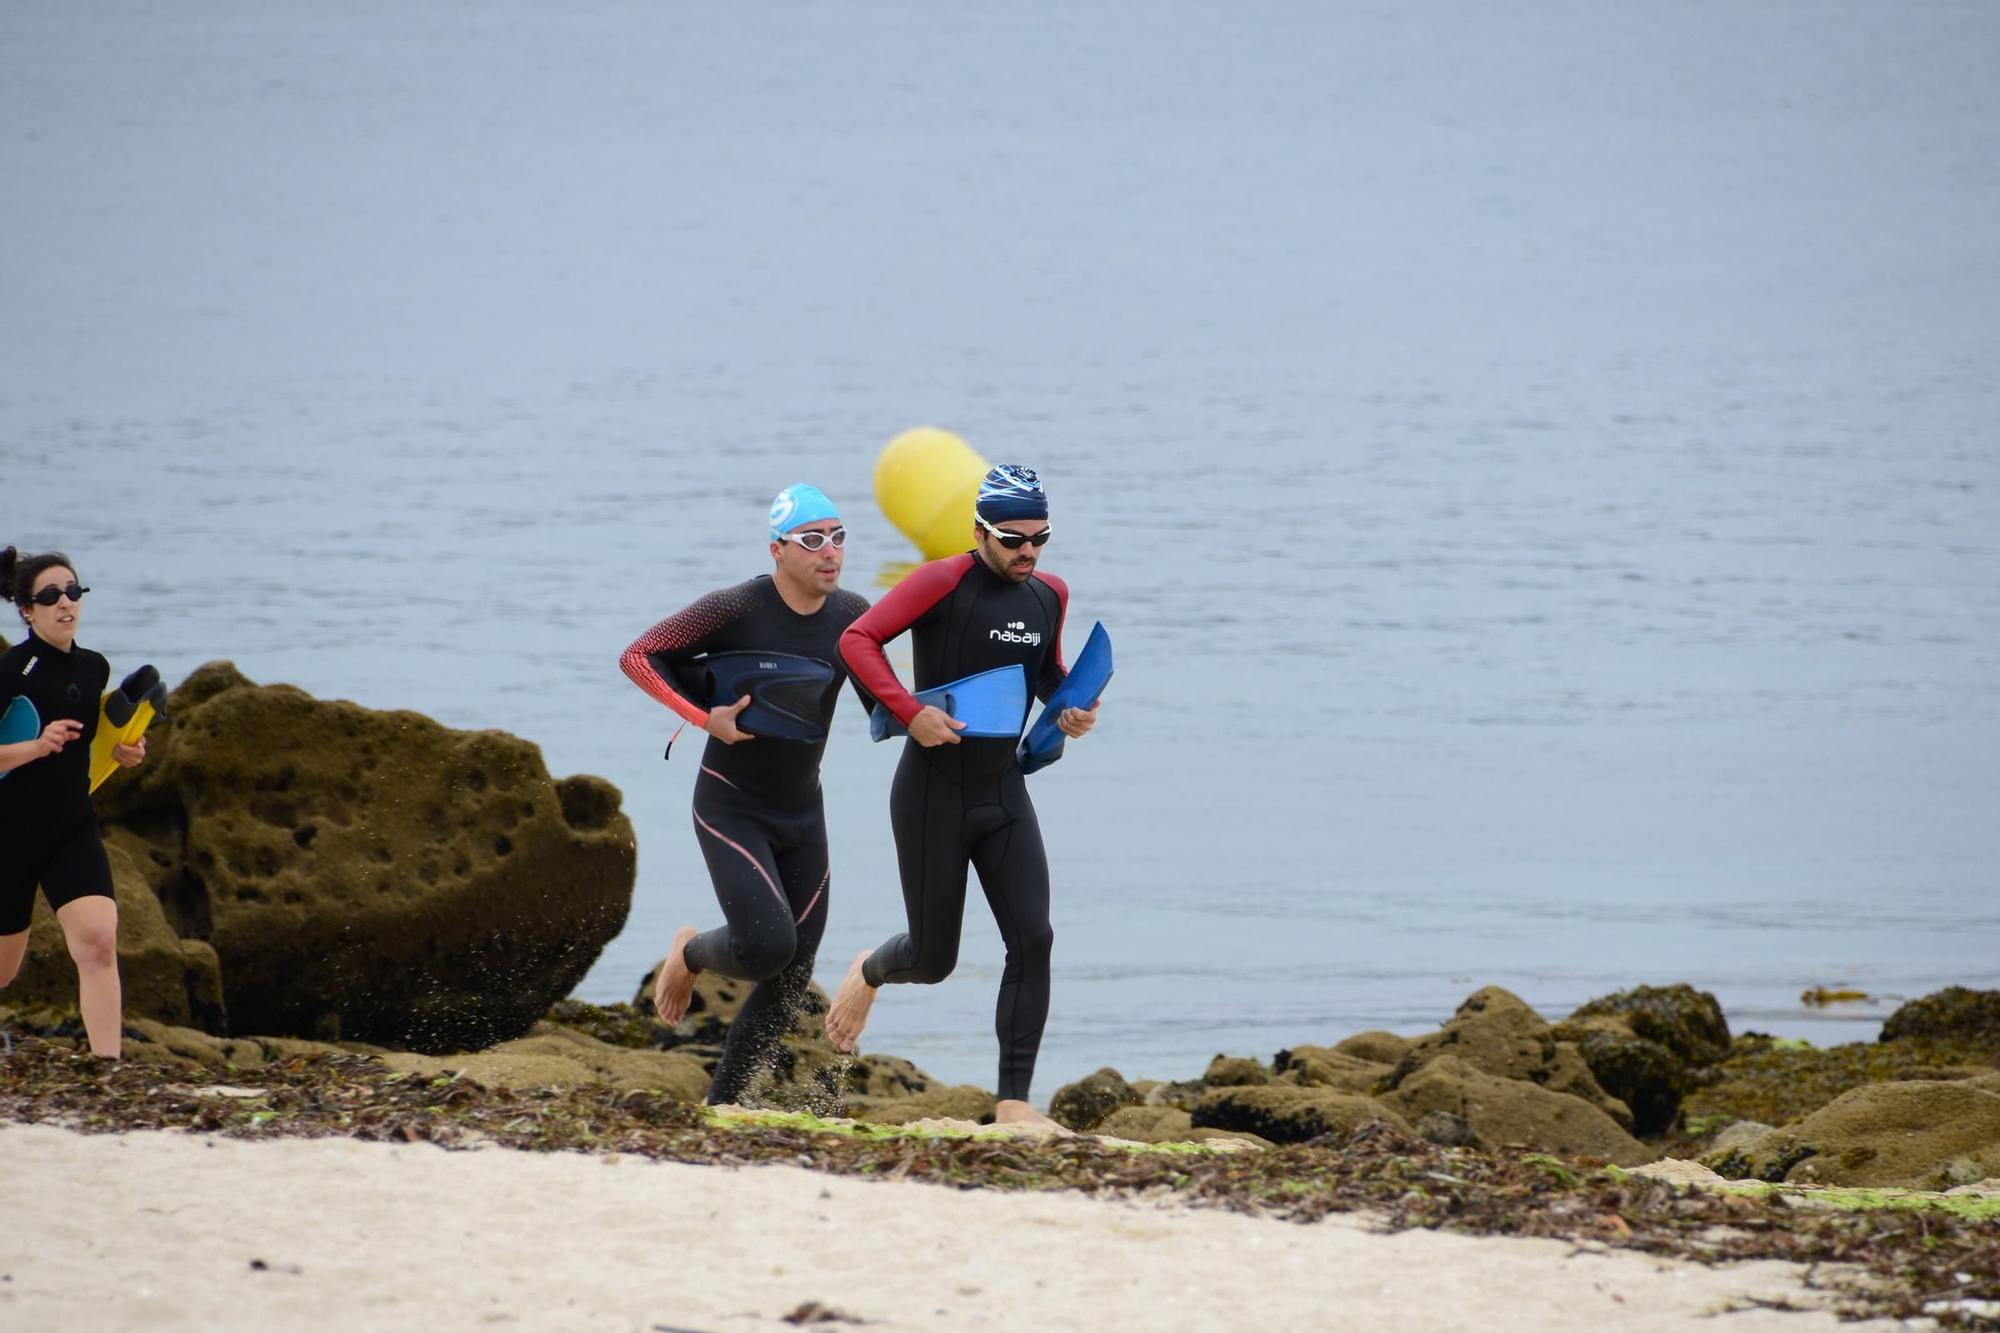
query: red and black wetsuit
[
  {"left": 839, "top": 552, "right": 1070, "bottom": 1103},
  {"left": 621, "top": 576, "right": 871, "bottom": 1105},
  {"left": 1, "top": 633, "right": 113, "bottom": 935}
]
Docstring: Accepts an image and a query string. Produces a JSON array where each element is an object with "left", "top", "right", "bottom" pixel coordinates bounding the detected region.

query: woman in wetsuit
[
  {"left": 0, "top": 547, "right": 147, "bottom": 1057},
  {"left": 618, "top": 485, "right": 872, "bottom": 1105}
]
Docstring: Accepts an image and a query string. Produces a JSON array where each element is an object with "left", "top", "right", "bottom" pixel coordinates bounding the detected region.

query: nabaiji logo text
[{"left": 989, "top": 620, "right": 1042, "bottom": 646}]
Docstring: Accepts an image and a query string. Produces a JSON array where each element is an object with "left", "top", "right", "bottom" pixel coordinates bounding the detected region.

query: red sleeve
[
  {"left": 838, "top": 554, "right": 971, "bottom": 727},
  {"left": 618, "top": 585, "right": 753, "bottom": 729},
  {"left": 1036, "top": 571, "right": 1071, "bottom": 703}
]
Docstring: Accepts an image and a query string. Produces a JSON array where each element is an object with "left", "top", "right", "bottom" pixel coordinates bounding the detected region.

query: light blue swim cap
[{"left": 769, "top": 483, "right": 840, "bottom": 538}]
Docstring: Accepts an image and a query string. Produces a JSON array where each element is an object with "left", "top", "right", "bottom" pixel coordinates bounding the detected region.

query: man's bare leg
[
  {"left": 823, "top": 949, "right": 877, "bottom": 1053},
  {"left": 994, "top": 1100, "right": 1071, "bottom": 1133},
  {"left": 651, "top": 926, "right": 700, "bottom": 1025}
]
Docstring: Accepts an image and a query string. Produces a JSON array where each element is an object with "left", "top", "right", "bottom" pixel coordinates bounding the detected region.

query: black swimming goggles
[
  {"left": 29, "top": 582, "right": 89, "bottom": 607},
  {"left": 976, "top": 515, "right": 1053, "bottom": 550},
  {"left": 778, "top": 527, "right": 846, "bottom": 552}
]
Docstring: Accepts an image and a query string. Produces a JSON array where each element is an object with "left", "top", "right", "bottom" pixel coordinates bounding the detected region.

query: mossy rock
[
  {"left": 856, "top": 1084, "right": 997, "bottom": 1126},
  {"left": 1684, "top": 1033, "right": 1994, "bottom": 1134},
  {"left": 1049, "top": 1067, "right": 1141, "bottom": 1132},
  {"left": 1272, "top": 1045, "right": 1394, "bottom": 1095},
  {"left": 1880, "top": 987, "right": 2000, "bottom": 1054},
  {"left": 545, "top": 998, "right": 667, "bottom": 1050},
  {"left": 380, "top": 1023, "right": 709, "bottom": 1101},
  {"left": 1336, "top": 1030, "right": 1411, "bottom": 1064},
  {"left": 1097, "top": 1105, "right": 1196, "bottom": 1143},
  {"left": 1700, "top": 1080, "right": 2000, "bottom": 1190},
  {"left": 1142, "top": 1078, "right": 1209, "bottom": 1111},
  {"left": 93, "top": 661, "right": 636, "bottom": 1053},
  {"left": 1203, "top": 1054, "right": 1272, "bottom": 1087},
  {"left": 1386, "top": 987, "right": 1630, "bottom": 1129},
  {"left": 1190, "top": 1085, "right": 1410, "bottom": 1145},
  {"left": 1387, "top": 986, "right": 1558, "bottom": 1086},
  {"left": 1384, "top": 1054, "right": 1653, "bottom": 1166},
  {"left": 843, "top": 1052, "right": 934, "bottom": 1100},
  {"left": 1550, "top": 1017, "right": 1686, "bottom": 1138},
  {"left": 1567, "top": 983, "right": 1731, "bottom": 1068}
]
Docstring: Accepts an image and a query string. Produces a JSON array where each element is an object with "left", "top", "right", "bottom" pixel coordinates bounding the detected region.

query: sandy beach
[{"left": 2, "top": 1123, "right": 1887, "bottom": 1333}]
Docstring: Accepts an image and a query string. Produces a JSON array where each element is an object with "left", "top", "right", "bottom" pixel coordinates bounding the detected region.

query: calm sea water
[{"left": 4, "top": 2, "right": 1996, "bottom": 1097}]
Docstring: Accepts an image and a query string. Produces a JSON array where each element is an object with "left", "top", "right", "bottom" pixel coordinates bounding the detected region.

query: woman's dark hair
[{"left": 1, "top": 546, "right": 79, "bottom": 617}]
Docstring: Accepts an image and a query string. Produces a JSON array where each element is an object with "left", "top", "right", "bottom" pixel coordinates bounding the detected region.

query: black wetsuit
[
  {"left": 621, "top": 576, "right": 870, "bottom": 1104},
  {"left": 1, "top": 633, "right": 113, "bottom": 935},
  {"left": 839, "top": 552, "right": 1070, "bottom": 1103}
]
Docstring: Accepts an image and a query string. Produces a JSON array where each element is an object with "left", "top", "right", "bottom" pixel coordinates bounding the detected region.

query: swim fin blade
[
  {"left": 0, "top": 695, "right": 41, "bottom": 781},
  {"left": 870, "top": 664, "right": 1030, "bottom": 742},
  {"left": 88, "top": 665, "right": 168, "bottom": 793},
  {"left": 1019, "top": 621, "right": 1112, "bottom": 775}
]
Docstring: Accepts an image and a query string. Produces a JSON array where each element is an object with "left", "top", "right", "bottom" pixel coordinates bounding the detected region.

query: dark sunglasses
[
  {"left": 778, "top": 526, "right": 847, "bottom": 552},
  {"left": 977, "top": 515, "right": 1052, "bottom": 550},
  {"left": 29, "top": 582, "right": 89, "bottom": 607}
]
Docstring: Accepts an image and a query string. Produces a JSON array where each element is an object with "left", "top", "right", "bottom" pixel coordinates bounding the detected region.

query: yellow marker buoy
[{"left": 874, "top": 427, "right": 991, "bottom": 561}]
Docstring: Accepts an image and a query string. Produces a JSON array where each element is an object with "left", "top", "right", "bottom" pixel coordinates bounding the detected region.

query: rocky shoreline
[
  {"left": 5, "top": 659, "right": 1998, "bottom": 1325},
  {"left": 2, "top": 998, "right": 1997, "bottom": 1326}
]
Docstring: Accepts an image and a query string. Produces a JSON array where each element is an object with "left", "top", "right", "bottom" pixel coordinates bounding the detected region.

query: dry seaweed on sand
[{"left": 3, "top": 1039, "right": 1997, "bottom": 1326}]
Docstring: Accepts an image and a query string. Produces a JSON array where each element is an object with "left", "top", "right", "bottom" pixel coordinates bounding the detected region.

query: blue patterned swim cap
[
  {"left": 975, "top": 464, "right": 1048, "bottom": 523},
  {"left": 769, "top": 483, "right": 840, "bottom": 538}
]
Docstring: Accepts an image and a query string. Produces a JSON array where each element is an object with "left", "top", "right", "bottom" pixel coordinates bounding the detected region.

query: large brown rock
[
  {"left": 1384, "top": 1055, "right": 1653, "bottom": 1166},
  {"left": 12, "top": 837, "right": 224, "bottom": 1029},
  {"left": 1387, "top": 987, "right": 1632, "bottom": 1130},
  {"left": 1702, "top": 1080, "right": 2000, "bottom": 1190},
  {"left": 95, "top": 662, "right": 636, "bottom": 1052},
  {"left": 1190, "top": 1085, "right": 1410, "bottom": 1144}
]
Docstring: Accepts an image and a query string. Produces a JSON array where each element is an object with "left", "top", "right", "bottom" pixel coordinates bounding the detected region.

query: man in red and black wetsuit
[
  {"left": 826, "top": 464, "right": 1098, "bottom": 1128},
  {"left": 619, "top": 483, "right": 871, "bottom": 1106}
]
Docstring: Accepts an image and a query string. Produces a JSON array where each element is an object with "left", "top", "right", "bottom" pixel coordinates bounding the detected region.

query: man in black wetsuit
[
  {"left": 825, "top": 464, "right": 1098, "bottom": 1129},
  {"left": 619, "top": 484, "right": 871, "bottom": 1105}
]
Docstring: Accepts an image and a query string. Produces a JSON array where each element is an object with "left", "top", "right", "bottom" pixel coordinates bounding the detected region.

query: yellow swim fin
[{"left": 89, "top": 665, "right": 168, "bottom": 793}]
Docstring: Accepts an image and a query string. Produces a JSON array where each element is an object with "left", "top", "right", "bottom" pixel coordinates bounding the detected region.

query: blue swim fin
[
  {"left": 694, "top": 651, "right": 837, "bottom": 742},
  {"left": 1019, "top": 621, "right": 1112, "bottom": 775},
  {"left": 870, "top": 664, "right": 1030, "bottom": 742},
  {"left": 0, "top": 695, "right": 41, "bottom": 780}
]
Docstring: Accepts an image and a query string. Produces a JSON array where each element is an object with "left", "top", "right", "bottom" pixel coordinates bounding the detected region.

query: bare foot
[
  {"left": 823, "top": 950, "right": 878, "bottom": 1053},
  {"left": 994, "top": 1100, "right": 1073, "bottom": 1135},
  {"left": 651, "top": 926, "right": 700, "bottom": 1025}
]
